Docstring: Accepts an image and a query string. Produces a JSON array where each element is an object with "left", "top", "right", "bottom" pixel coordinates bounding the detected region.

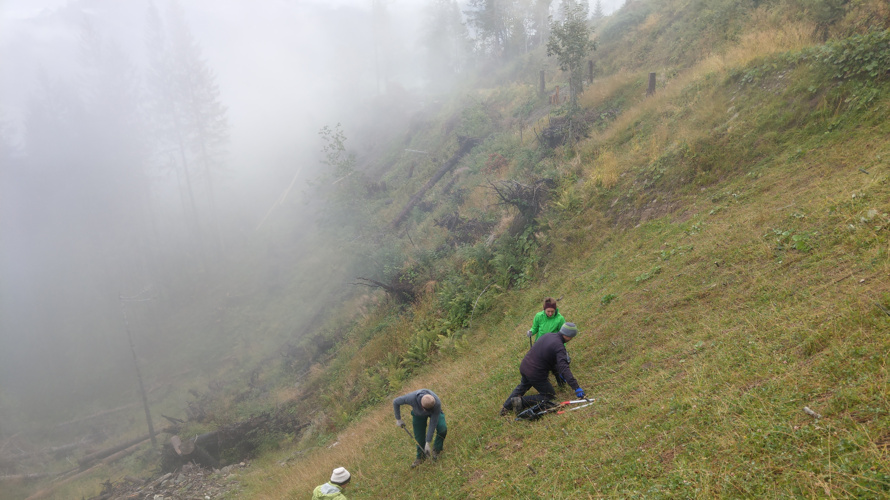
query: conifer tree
[
  {"left": 145, "top": 0, "right": 229, "bottom": 262},
  {"left": 592, "top": 0, "right": 605, "bottom": 20},
  {"left": 547, "top": 1, "right": 596, "bottom": 105},
  {"left": 423, "top": 0, "right": 471, "bottom": 89}
]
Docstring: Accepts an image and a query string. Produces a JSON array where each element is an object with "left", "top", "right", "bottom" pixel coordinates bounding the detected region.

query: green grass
[
  {"left": 229, "top": 19, "right": 890, "bottom": 496},
  {"left": 236, "top": 63, "right": 890, "bottom": 496}
]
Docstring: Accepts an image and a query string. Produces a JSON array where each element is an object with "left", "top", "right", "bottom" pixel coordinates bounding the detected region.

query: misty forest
[{"left": 1, "top": 0, "right": 889, "bottom": 498}]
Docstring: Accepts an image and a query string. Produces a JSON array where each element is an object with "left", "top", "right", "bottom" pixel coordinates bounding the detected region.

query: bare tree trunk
[
  {"left": 118, "top": 300, "right": 157, "bottom": 449},
  {"left": 175, "top": 133, "right": 208, "bottom": 273}
]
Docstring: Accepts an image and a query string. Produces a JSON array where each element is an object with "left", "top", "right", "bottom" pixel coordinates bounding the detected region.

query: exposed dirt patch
[{"left": 659, "top": 446, "right": 679, "bottom": 470}]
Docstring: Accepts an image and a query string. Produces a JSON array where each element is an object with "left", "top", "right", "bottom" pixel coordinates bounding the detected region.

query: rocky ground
[{"left": 90, "top": 462, "right": 248, "bottom": 500}]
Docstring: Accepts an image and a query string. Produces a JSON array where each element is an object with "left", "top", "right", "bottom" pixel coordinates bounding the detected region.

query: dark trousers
[
  {"left": 502, "top": 372, "right": 555, "bottom": 410},
  {"left": 412, "top": 412, "right": 447, "bottom": 459}
]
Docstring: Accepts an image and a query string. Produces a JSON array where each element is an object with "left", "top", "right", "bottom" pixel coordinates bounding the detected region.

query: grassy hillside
[
  {"left": 234, "top": 2, "right": 890, "bottom": 498},
  {"left": 11, "top": 1, "right": 888, "bottom": 498}
]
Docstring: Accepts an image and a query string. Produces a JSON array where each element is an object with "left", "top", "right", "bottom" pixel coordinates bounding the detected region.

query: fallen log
[
  {"left": 50, "top": 438, "right": 89, "bottom": 459},
  {"left": 390, "top": 136, "right": 479, "bottom": 229},
  {"left": 0, "top": 472, "right": 51, "bottom": 482},
  {"left": 170, "top": 434, "right": 219, "bottom": 469},
  {"left": 24, "top": 434, "right": 158, "bottom": 500},
  {"left": 78, "top": 426, "right": 174, "bottom": 469},
  {"left": 53, "top": 403, "right": 138, "bottom": 430}
]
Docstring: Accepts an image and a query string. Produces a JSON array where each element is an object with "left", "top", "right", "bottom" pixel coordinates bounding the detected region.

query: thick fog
[{"left": 0, "top": 0, "right": 623, "bottom": 436}]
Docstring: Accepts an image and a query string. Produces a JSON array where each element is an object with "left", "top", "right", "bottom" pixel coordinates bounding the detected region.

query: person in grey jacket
[{"left": 393, "top": 388, "right": 447, "bottom": 467}]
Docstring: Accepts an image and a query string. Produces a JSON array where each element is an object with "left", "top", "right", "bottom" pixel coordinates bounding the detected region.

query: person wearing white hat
[
  {"left": 312, "top": 466, "right": 351, "bottom": 499},
  {"left": 393, "top": 388, "right": 447, "bottom": 468}
]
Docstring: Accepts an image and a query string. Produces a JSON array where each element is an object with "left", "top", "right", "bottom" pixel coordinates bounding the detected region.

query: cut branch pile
[
  {"left": 160, "top": 406, "right": 308, "bottom": 473},
  {"left": 488, "top": 178, "right": 556, "bottom": 219}
]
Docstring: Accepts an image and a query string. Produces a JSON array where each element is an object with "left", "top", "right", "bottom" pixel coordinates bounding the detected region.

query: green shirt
[{"left": 530, "top": 308, "right": 565, "bottom": 342}]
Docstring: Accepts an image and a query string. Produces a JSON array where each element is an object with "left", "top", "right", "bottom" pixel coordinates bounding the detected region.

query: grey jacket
[{"left": 393, "top": 389, "right": 442, "bottom": 444}]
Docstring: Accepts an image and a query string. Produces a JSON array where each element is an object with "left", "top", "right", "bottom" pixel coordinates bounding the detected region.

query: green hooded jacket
[
  {"left": 312, "top": 482, "right": 348, "bottom": 500},
  {"left": 530, "top": 308, "right": 565, "bottom": 342}
]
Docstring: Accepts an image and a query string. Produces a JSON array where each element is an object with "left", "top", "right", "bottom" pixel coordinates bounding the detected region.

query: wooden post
[
  {"left": 588, "top": 60, "right": 594, "bottom": 83},
  {"left": 647, "top": 72, "right": 656, "bottom": 96},
  {"left": 539, "top": 70, "right": 545, "bottom": 95}
]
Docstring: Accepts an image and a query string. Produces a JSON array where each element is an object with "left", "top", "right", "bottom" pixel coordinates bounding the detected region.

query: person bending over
[{"left": 393, "top": 388, "right": 447, "bottom": 468}]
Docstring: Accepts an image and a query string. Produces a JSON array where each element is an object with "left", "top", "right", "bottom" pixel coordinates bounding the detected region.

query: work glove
[
  {"left": 396, "top": 419, "right": 405, "bottom": 428},
  {"left": 526, "top": 329, "right": 534, "bottom": 338},
  {"left": 575, "top": 387, "right": 586, "bottom": 399},
  {"left": 424, "top": 442, "right": 432, "bottom": 456}
]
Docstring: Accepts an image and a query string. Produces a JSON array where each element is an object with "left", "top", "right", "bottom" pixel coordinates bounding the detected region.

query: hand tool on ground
[{"left": 555, "top": 398, "right": 595, "bottom": 414}]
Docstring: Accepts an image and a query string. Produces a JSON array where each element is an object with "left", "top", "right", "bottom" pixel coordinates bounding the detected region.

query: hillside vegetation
[
  {"left": 14, "top": 0, "right": 890, "bottom": 498},
  {"left": 235, "top": 1, "right": 889, "bottom": 498}
]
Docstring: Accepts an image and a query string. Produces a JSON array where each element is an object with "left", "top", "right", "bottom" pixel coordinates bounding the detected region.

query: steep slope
[{"left": 235, "top": 3, "right": 890, "bottom": 499}]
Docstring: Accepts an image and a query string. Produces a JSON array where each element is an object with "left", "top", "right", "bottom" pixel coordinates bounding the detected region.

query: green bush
[{"left": 815, "top": 29, "right": 890, "bottom": 81}]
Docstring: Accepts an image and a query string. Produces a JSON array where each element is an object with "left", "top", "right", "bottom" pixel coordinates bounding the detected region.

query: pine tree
[
  {"left": 145, "top": 0, "right": 229, "bottom": 262},
  {"left": 592, "top": 0, "right": 605, "bottom": 20},
  {"left": 423, "top": 0, "right": 471, "bottom": 90}
]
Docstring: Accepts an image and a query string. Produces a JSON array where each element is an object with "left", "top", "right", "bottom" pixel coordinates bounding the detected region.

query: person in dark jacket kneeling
[{"left": 500, "top": 322, "right": 585, "bottom": 416}]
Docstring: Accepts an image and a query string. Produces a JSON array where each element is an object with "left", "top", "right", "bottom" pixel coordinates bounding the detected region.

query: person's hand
[
  {"left": 526, "top": 329, "right": 534, "bottom": 337},
  {"left": 575, "top": 387, "right": 585, "bottom": 399},
  {"left": 396, "top": 419, "right": 405, "bottom": 428},
  {"left": 424, "top": 442, "right": 432, "bottom": 456}
]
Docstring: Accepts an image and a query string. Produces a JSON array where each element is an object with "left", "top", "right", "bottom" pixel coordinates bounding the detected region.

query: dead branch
[
  {"left": 349, "top": 277, "right": 415, "bottom": 303},
  {"left": 161, "top": 414, "right": 186, "bottom": 426},
  {"left": 488, "top": 178, "right": 555, "bottom": 219}
]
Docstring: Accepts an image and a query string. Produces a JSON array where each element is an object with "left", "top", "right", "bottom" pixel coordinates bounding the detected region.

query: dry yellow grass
[
  {"left": 578, "top": 69, "right": 636, "bottom": 109},
  {"left": 582, "top": 147, "right": 621, "bottom": 189}
]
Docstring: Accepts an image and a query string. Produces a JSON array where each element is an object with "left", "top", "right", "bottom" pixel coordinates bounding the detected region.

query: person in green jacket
[
  {"left": 526, "top": 297, "right": 569, "bottom": 387},
  {"left": 527, "top": 297, "right": 565, "bottom": 342},
  {"left": 312, "top": 467, "right": 351, "bottom": 500}
]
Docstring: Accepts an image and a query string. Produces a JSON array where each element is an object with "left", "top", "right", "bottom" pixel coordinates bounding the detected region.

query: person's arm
[
  {"left": 393, "top": 393, "right": 411, "bottom": 421},
  {"left": 530, "top": 312, "right": 541, "bottom": 335},
  {"left": 555, "top": 346, "right": 579, "bottom": 390}
]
